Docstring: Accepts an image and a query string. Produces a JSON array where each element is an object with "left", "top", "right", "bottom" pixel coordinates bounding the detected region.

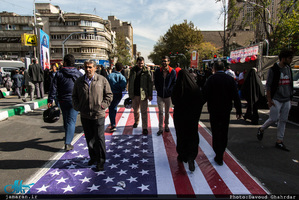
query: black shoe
[
  {"left": 275, "top": 142, "right": 290, "bottom": 152},
  {"left": 165, "top": 127, "right": 170, "bottom": 132},
  {"left": 22, "top": 98, "right": 27, "bottom": 102},
  {"left": 110, "top": 126, "right": 116, "bottom": 132},
  {"left": 257, "top": 127, "right": 264, "bottom": 141},
  {"left": 157, "top": 130, "right": 163, "bottom": 136},
  {"left": 64, "top": 144, "right": 74, "bottom": 151},
  {"left": 96, "top": 162, "right": 104, "bottom": 171},
  {"left": 188, "top": 160, "right": 195, "bottom": 171},
  {"left": 214, "top": 157, "right": 223, "bottom": 166},
  {"left": 133, "top": 123, "right": 138, "bottom": 128},
  {"left": 88, "top": 159, "right": 96, "bottom": 166},
  {"left": 142, "top": 129, "right": 148, "bottom": 135}
]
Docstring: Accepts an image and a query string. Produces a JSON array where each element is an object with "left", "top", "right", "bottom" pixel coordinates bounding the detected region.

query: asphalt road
[{"left": 0, "top": 100, "right": 298, "bottom": 197}]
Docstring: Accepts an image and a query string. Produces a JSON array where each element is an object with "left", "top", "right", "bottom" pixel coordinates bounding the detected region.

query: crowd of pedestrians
[{"left": 1, "top": 48, "right": 294, "bottom": 173}]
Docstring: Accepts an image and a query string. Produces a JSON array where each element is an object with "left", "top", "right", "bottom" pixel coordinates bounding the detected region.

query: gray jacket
[{"left": 72, "top": 74, "right": 113, "bottom": 119}]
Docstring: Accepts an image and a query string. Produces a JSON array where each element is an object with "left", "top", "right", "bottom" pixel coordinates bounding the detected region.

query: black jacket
[
  {"left": 203, "top": 71, "right": 242, "bottom": 115},
  {"left": 154, "top": 66, "right": 176, "bottom": 98},
  {"left": 48, "top": 67, "right": 83, "bottom": 103},
  {"left": 29, "top": 63, "right": 44, "bottom": 82}
]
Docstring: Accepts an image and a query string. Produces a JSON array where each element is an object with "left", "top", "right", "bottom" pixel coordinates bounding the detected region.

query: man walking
[
  {"left": 154, "top": 56, "right": 176, "bottom": 136},
  {"left": 12, "top": 69, "right": 23, "bottom": 99},
  {"left": 48, "top": 54, "right": 83, "bottom": 151},
  {"left": 22, "top": 68, "right": 35, "bottom": 102},
  {"left": 73, "top": 60, "right": 113, "bottom": 171},
  {"left": 203, "top": 61, "right": 242, "bottom": 166},
  {"left": 128, "top": 57, "right": 153, "bottom": 135},
  {"left": 107, "top": 62, "right": 127, "bottom": 132},
  {"left": 257, "top": 49, "right": 294, "bottom": 151},
  {"left": 29, "top": 58, "right": 44, "bottom": 99}
]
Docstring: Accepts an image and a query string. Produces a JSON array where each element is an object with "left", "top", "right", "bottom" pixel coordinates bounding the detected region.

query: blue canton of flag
[{"left": 29, "top": 135, "right": 157, "bottom": 195}]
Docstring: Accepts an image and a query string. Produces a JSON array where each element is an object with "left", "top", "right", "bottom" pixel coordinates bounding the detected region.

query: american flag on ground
[{"left": 27, "top": 106, "right": 268, "bottom": 197}]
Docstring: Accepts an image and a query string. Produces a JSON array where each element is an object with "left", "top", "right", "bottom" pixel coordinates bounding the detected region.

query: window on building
[
  {"left": 5, "top": 24, "right": 16, "bottom": 30},
  {"left": 80, "top": 20, "right": 104, "bottom": 29},
  {"left": 22, "top": 26, "right": 33, "bottom": 31}
]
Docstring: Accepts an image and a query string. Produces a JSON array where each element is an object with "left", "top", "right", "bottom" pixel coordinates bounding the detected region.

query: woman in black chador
[
  {"left": 241, "top": 68, "right": 265, "bottom": 125},
  {"left": 171, "top": 69, "right": 203, "bottom": 172}
]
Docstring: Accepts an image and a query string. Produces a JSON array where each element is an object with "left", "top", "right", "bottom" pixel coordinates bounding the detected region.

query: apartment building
[
  {"left": 35, "top": 3, "right": 114, "bottom": 66},
  {"left": 228, "top": 0, "right": 282, "bottom": 41},
  {"left": 0, "top": 3, "right": 137, "bottom": 67},
  {"left": 108, "top": 16, "right": 134, "bottom": 62},
  {"left": 0, "top": 12, "right": 34, "bottom": 60}
]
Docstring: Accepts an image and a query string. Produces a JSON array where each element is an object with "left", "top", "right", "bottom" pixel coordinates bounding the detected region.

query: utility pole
[{"left": 223, "top": 0, "right": 227, "bottom": 57}]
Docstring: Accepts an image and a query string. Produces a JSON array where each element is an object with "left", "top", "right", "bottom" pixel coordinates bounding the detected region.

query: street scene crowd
[{"left": 1, "top": 49, "right": 294, "bottom": 173}]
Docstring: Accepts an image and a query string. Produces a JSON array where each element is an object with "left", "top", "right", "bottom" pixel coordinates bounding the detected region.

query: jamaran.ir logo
[{"left": 4, "top": 180, "right": 34, "bottom": 194}]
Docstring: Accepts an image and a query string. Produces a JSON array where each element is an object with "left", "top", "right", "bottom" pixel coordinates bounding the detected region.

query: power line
[{"left": 1, "top": 0, "right": 32, "bottom": 14}]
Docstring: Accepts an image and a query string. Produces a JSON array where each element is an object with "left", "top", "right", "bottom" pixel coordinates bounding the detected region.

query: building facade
[
  {"left": 229, "top": 0, "right": 282, "bottom": 41},
  {"left": 0, "top": 3, "right": 137, "bottom": 67},
  {"left": 108, "top": 16, "right": 134, "bottom": 62},
  {"left": 36, "top": 3, "right": 114, "bottom": 66},
  {"left": 0, "top": 12, "right": 34, "bottom": 60}
]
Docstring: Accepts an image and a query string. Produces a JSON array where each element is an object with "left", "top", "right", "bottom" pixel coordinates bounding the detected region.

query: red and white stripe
[{"left": 104, "top": 107, "right": 269, "bottom": 195}]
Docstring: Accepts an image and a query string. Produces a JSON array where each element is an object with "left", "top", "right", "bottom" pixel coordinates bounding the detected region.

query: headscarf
[{"left": 171, "top": 69, "right": 201, "bottom": 106}]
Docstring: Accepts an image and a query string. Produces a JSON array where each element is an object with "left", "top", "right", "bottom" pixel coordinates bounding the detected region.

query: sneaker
[
  {"left": 157, "top": 130, "right": 163, "bottom": 136},
  {"left": 133, "top": 123, "right": 138, "bottom": 128},
  {"left": 275, "top": 142, "right": 290, "bottom": 152},
  {"left": 142, "top": 129, "right": 148, "bottom": 135},
  {"left": 64, "top": 144, "right": 74, "bottom": 151},
  {"left": 165, "top": 127, "right": 170, "bottom": 132},
  {"left": 257, "top": 127, "right": 264, "bottom": 141},
  {"left": 110, "top": 126, "right": 116, "bottom": 132}
]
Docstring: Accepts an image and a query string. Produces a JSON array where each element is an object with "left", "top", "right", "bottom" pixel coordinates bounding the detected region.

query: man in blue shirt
[{"left": 107, "top": 63, "right": 127, "bottom": 132}]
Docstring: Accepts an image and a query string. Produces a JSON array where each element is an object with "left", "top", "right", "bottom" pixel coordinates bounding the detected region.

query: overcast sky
[{"left": 1, "top": 0, "right": 225, "bottom": 63}]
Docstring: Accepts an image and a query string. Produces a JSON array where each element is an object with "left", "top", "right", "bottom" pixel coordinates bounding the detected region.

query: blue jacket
[
  {"left": 154, "top": 66, "right": 176, "bottom": 98},
  {"left": 48, "top": 67, "right": 83, "bottom": 103},
  {"left": 12, "top": 74, "right": 23, "bottom": 88},
  {"left": 107, "top": 71, "right": 127, "bottom": 94}
]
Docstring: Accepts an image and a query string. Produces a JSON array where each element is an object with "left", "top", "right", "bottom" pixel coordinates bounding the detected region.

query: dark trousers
[
  {"left": 108, "top": 93, "right": 123, "bottom": 126},
  {"left": 81, "top": 117, "right": 106, "bottom": 163},
  {"left": 210, "top": 112, "right": 230, "bottom": 161},
  {"left": 33, "top": 81, "right": 44, "bottom": 98}
]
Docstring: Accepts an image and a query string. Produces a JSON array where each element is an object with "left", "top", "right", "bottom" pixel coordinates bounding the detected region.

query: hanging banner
[
  {"left": 230, "top": 45, "right": 259, "bottom": 60},
  {"left": 40, "top": 29, "right": 50, "bottom": 70},
  {"left": 190, "top": 50, "right": 198, "bottom": 68}
]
